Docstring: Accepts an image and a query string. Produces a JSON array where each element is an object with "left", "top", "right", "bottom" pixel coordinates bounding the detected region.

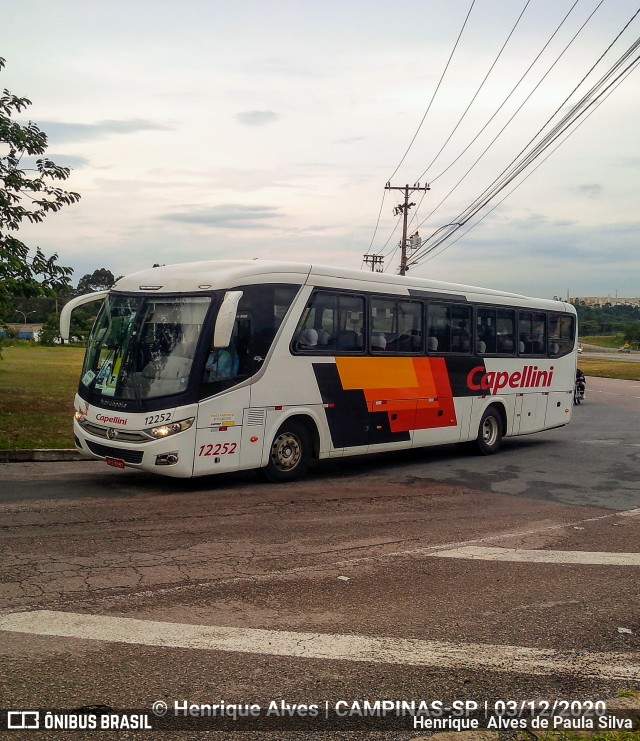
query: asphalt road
[{"left": 0, "top": 376, "right": 638, "bottom": 738}]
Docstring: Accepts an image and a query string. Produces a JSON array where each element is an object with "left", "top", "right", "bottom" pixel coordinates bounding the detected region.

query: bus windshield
[{"left": 81, "top": 294, "right": 211, "bottom": 401}]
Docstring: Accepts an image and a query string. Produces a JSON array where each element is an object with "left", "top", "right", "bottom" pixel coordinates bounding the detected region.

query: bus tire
[
  {"left": 476, "top": 406, "right": 502, "bottom": 455},
  {"left": 261, "top": 420, "right": 312, "bottom": 483}
]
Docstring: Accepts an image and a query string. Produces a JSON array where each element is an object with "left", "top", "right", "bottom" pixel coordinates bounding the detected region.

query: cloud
[
  {"left": 37, "top": 119, "right": 172, "bottom": 144},
  {"left": 333, "top": 136, "right": 366, "bottom": 145},
  {"left": 235, "top": 110, "right": 281, "bottom": 126},
  {"left": 160, "top": 204, "right": 281, "bottom": 229},
  {"left": 576, "top": 184, "right": 603, "bottom": 199}
]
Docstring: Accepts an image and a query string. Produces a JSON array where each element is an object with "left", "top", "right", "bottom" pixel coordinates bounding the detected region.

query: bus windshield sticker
[{"left": 82, "top": 370, "right": 96, "bottom": 386}]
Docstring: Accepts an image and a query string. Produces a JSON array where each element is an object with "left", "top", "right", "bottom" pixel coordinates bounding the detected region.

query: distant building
[
  {"left": 571, "top": 297, "right": 640, "bottom": 308},
  {"left": 0, "top": 322, "right": 43, "bottom": 340}
]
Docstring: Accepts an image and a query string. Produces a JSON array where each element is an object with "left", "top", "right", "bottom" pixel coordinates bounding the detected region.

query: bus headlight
[
  {"left": 147, "top": 417, "right": 194, "bottom": 439},
  {"left": 74, "top": 409, "right": 87, "bottom": 423}
]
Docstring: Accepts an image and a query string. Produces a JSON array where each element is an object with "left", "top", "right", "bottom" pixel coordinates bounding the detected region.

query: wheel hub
[
  {"left": 272, "top": 433, "right": 301, "bottom": 470},
  {"left": 482, "top": 417, "right": 498, "bottom": 446}
]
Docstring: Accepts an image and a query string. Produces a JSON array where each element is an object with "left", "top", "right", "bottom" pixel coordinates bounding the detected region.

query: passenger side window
[
  {"left": 476, "top": 307, "right": 515, "bottom": 355},
  {"left": 370, "top": 298, "right": 395, "bottom": 352},
  {"left": 548, "top": 313, "right": 575, "bottom": 357},
  {"left": 338, "top": 295, "right": 365, "bottom": 351},
  {"left": 427, "top": 303, "right": 471, "bottom": 354},
  {"left": 476, "top": 308, "right": 497, "bottom": 354},
  {"left": 496, "top": 309, "right": 515, "bottom": 354},
  {"left": 518, "top": 311, "right": 546, "bottom": 355},
  {"left": 370, "top": 299, "right": 422, "bottom": 353},
  {"left": 293, "top": 292, "right": 364, "bottom": 354}
]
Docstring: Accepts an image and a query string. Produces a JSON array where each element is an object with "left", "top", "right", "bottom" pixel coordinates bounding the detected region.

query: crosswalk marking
[
  {"left": 433, "top": 546, "right": 640, "bottom": 566},
  {"left": 0, "top": 610, "right": 638, "bottom": 681}
]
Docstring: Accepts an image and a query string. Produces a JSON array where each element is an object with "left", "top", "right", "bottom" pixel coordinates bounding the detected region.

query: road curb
[{"left": 0, "top": 449, "right": 80, "bottom": 463}]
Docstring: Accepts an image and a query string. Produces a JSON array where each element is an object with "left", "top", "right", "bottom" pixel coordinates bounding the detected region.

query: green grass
[
  {"left": 582, "top": 335, "right": 627, "bottom": 348},
  {"left": 0, "top": 344, "right": 84, "bottom": 449},
  {"left": 579, "top": 358, "right": 640, "bottom": 381}
]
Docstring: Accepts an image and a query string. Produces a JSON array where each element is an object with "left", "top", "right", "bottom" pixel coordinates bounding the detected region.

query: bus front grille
[{"left": 86, "top": 441, "right": 144, "bottom": 464}]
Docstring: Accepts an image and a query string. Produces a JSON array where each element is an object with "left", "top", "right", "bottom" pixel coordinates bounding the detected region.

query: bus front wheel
[
  {"left": 262, "top": 420, "right": 312, "bottom": 483},
  {"left": 476, "top": 407, "right": 503, "bottom": 455}
]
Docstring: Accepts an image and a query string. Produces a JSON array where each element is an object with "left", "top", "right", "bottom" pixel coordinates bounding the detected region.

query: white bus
[{"left": 61, "top": 260, "right": 577, "bottom": 482}]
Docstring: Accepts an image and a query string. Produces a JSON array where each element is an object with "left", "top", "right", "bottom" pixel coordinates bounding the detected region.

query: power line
[
  {"left": 378, "top": 213, "right": 404, "bottom": 257},
  {"left": 371, "top": 0, "right": 476, "bottom": 263},
  {"left": 452, "top": 20, "right": 640, "bottom": 228},
  {"left": 410, "top": 41, "right": 640, "bottom": 267},
  {"left": 405, "top": 0, "right": 587, "bottom": 238},
  {"left": 415, "top": 0, "right": 532, "bottom": 184},
  {"left": 365, "top": 189, "right": 387, "bottom": 261},
  {"left": 416, "top": 53, "right": 640, "bottom": 267},
  {"left": 430, "top": 0, "right": 585, "bottom": 186},
  {"left": 413, "top": 0, "right": 605, "bottom": 238},
  {"left": 386, "top": 0, "right": 476, "bottom": 183}
]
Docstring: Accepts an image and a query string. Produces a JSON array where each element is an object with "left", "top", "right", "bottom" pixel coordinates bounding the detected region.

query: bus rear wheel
[
  {"left": 476, "top": 407, "right": 503, "bottom": 455},
  {"left": 261, "top": 420, "right": 312, "bottom": 482}
]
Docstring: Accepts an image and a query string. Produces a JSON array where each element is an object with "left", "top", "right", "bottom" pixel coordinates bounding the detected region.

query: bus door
[
  {"left": 194, "top": 386, "right": 249, "bottom": 475},
  {"left": 194, "top": 312, "right": 255, "bottom": 476}
]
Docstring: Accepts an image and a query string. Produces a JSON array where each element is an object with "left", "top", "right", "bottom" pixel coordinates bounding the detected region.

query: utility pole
[
  {"left": 385, "top": 182, "right": 430, "bottom": 275},
  {"left": 362, "top": 253, "right": 384, "bottom": 272}
]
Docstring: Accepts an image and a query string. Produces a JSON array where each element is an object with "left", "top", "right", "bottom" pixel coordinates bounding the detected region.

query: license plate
[{"left": 105, "top": 457, "right": 125, "bottom": 469}]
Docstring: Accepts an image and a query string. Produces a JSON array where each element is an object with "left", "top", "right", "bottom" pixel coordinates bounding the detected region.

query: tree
[
  {"left": 77, "top": 268, "right": 115, "bottom": 294},
  {"left": 624, "top": 321, "right": 640, "bottom": 346},
  {"left": 0, "top": 57, "right": 79, "bottom": 316},
  {"left": 578, "top": 319, "right": 599, "bottom": 336}
]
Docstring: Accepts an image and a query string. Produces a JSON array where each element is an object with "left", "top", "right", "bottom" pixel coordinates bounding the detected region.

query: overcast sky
[{"left": 2, "top": 0, "right": 639, "bottom": 299}]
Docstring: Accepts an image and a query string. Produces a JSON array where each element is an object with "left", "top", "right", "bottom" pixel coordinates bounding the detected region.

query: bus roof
[{"left": 112, "top": 259, "right": 573, "bottom": 312}]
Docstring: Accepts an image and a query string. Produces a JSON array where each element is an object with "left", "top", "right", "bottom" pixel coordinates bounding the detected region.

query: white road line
[
  {"left": 0, "top": 610, "right": 638, "bottom": 681},
  {"left": 433, "top": 546, "right": 640, "bottom": 566}
]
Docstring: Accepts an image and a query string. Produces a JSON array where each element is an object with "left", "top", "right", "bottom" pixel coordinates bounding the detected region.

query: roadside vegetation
[
  {"left": 581, "top": 335, "right": 628, "bottom": 349},
  {"left": 0, "top": 344, "right": 83, "bottom": 449},
  {"left": 578, "top": 358, "right": 640, "bottom": 381},
  {"left": 574, "top": 301, "right": 640, "bottom": 338}
]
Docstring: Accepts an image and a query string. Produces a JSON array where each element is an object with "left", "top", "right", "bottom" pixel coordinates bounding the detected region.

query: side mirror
[
  {"left": 213, "top": 291, "right": 243, "bottom": 348},
  {"left": 59, "top": 290, "right": 110, "bottom": 341}
]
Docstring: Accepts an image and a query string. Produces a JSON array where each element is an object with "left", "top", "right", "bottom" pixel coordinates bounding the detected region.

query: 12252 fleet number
[{"left": 198, "top": 443, "right": 238, "bottom": 457}]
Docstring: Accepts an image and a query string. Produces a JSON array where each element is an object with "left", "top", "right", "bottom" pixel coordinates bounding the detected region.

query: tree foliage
[
  {"left": 0, "top": 57, "right": 79, "bottom": 315},
  {"left": 624, "top": 321, "right": 640, "bottom": 345},
  {"left": 573, "top": 301, "right": 640, "bottom": 335},
  {"left": 77, "top": 267, "right": 115, "bottom": 294}
]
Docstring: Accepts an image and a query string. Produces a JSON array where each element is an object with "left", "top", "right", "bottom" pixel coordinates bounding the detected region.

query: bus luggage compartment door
[
  {"left": 545, "top": 390, "right": 573, "bottom": 428},
  {"left": 513, "top": 393, "right": 547, "bottom": 435}
]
